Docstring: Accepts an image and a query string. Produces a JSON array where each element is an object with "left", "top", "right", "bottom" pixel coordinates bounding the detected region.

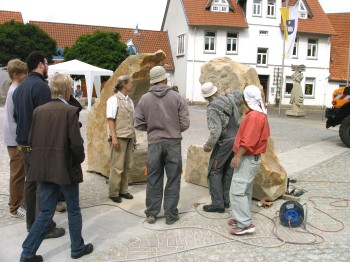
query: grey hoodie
[{"left": 134, "top": 84, "right": 190, "bottom": 144}]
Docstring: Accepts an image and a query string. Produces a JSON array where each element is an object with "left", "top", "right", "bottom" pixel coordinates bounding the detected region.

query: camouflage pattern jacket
[{"left": 204, "top": 91, "right": 242, "bottom": 149}]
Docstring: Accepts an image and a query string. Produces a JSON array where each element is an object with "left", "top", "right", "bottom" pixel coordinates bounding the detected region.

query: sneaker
[
  {"left": 110, "top": 196, "right": 122, "bottom": 203},
  {"left": 166, "top": 215, "right": 179, "bottom": 225},
  {"left": 119, "top": 193, "right": 133, "bottom": 199},
  {"left": 146, "top": 215, "right": 156, "bottom": 224},
  {"left": 71, "top": 243, "right": 93, "bottom": 259},
  {"left": 56, "top": 202, "right": 67, "bottom": 212},
  {"left": 227, "top": 219, "right": 237, "bottom": 227},
  {"left": 203, "top": 204, "right": 225, "bottom": 213},
  {"left": 44, "top": 227, "right": 65, "bottom": 239},
  {"left": 19, "top": 255, "right": 43, "bottom": 262},
  {"left": 10, "top": 206, "right": 26, "bottom": 219},
  {"left": 230, "top": 224, "right": 255, "bottom": 235}
]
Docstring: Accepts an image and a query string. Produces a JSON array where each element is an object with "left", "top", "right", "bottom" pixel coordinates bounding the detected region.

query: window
[
  {"left": 205, "top": 31, "right": 216, "bottom": 52},
  {"left": 226, "top": 32, "right": 238, "bottom": 53},
  {"left": 298, "top": 0, "right": 308, "bottom": 19},
  {"left": 300, "top": 13, "right": 307, "bottom": 19},
  {"left": 292, "top": 37, "right": 299, "bottom": 58},
  {"left": 285, "top": 77, "right": 293, "bottom": 96},
  {"left": 304, "top": 78, "right": 315, "bottom": 97},
  {"left": 260, "top": 30, "right": 268, "bottom": 36},
  {"left": 221, "top": 6, "right": 228, "bottom": 12},
  {"left": 211, "top": 0, "right": 229, "bottom": 13},
  {"left": 257, "top": 48, "right": 268, "bottom": 66},
  {"left": 211, "top": 5, "right": 219, "bottom": 11},
  {"left": 267, "top": 0, "right": 276, "bottom": 18},
  {"left": 307, "top": 39, "right": 318, "bottom": 58},
  {"left": 253, "top": 0, "right": 262, "bottom": 16},
  {"left": 177, "top": 34, "right": 185, "bottom": 56}
]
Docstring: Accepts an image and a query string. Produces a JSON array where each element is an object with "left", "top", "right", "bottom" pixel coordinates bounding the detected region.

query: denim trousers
[
  {"left": 21, "top": 182, "right": 85, "bottom": 258},
  {"left": 229, "top": 154, "right": 261, "bottom": 228},
  {"left": 145, "top": 140, "right": 182, "bottom": 222}
]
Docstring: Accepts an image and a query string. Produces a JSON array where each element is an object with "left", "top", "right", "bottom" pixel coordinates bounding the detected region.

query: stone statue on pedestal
[
  {"left": 289, "top": 64, "right": 306, "bottom": 111},
  {"left": 286, "top": 64, "right": 306, "bottom": 116}
]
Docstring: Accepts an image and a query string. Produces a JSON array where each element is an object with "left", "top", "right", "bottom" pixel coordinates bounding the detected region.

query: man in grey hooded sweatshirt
[{"left": 134, "top": 66, "right": 190, "bottom": 225}]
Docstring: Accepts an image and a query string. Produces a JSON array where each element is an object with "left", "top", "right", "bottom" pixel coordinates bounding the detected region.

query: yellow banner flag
[{"left": 280, "top": 6, "right": 299, "bottom": 58}]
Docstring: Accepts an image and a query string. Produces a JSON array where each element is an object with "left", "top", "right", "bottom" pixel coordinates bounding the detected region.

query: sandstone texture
[{"left": 87, "top": 51, "right": 166, "bottom": 180}]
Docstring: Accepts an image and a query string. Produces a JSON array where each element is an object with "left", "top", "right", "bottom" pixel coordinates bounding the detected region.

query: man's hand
[
  {"left": 112, "top": 137, "right": 119, "bottom": 148},
  {"left": 230, "top": 155, "right": 241, "bottom": 168},
  {"left": 203, "top": 145, "right": 212, "bottom": 152}
]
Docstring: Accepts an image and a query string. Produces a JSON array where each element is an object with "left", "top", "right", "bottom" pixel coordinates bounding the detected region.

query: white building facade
[{"left": 162, "top": 0, "right": 336, "bottom": 107}]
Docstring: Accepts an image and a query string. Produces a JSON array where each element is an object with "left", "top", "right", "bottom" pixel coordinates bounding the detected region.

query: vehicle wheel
[{"left": 339, "top": 115, "right": 350, "bottom": 147}]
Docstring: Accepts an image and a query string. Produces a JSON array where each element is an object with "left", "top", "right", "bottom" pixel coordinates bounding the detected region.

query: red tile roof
[
  {"left": 182, "top": 0, "right": 248, "bottom": 28},
  {"left": 0, "top": 10, "right": 23, "bottom": 24},
  {"left": 283, "top": 0, "right": 336, "bottom": 35},
  {"left": 327, "top": 13, "right": 350, "bottom": 82},
  {"left": 30, "top": 21, "right": 174, "bottom": 70}
]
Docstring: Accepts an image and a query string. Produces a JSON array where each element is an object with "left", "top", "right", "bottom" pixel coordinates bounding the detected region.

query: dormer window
[
  {"left": 298, "top": 0, "right": 308, "bottom": 19},
  {"left": 211, "top": 0, "right": 229, "bottom": 13}
]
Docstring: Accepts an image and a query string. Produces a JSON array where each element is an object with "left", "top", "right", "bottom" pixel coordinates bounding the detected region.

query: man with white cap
[
  {"left": 134, "top": 65, "right": 190, "bottom": 225},
  {"left": 201, "top": 82, "right": 242, "bottom": 213},
  {"left": 228, "top": 85, "right": 270, "bottom": 235}
]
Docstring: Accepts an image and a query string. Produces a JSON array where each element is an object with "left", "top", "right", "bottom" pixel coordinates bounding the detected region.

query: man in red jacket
[{"left": 228, "top": 85, "right": 270, "bottom": 235}]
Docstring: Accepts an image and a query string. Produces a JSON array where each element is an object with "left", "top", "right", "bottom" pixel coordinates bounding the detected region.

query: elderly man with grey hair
[
  {"left": 134, "top": 65, "right": 190, "bottom": 225},
  {"left": 20, "top": 73, "right": 93, "bottom": 262},
  {"left": 201, "top": 82, "right": 243, "bottom": 213}
]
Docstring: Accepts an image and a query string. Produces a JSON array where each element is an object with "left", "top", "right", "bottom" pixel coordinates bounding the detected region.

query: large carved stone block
[
  {"left": 185, "top": 145, "right": 210, "bottom": 187},
  {"left": 253, "top": 138, "right": 287, "bottom": 201},
  {"left": 87, "top": 51, "right": 166, "bottom": 181}
]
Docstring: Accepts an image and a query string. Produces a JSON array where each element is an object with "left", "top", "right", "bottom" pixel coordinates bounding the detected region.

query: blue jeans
[
  {"left": 145, "top": 140, "right": 182, "bottom": 222},
  {"left": 21, "top": 182, "right": 85, "bottom": 258}
]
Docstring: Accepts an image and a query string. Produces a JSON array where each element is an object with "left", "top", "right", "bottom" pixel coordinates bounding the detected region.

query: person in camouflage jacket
[{"left": 201, "top": 82, "right": 242, "bottom": 213}]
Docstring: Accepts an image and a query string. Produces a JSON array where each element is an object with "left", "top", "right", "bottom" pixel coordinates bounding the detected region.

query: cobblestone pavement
[{"left": 0, "top": 106, "right": 349, "bottom": 261}]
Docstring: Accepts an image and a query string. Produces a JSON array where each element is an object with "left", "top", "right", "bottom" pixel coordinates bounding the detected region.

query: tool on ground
[
  {"left": 257, "top": 197, "right": 273, "bottom": 208},
  {"left": 279, "top": 200, "right": 305, "bottom": 228}
]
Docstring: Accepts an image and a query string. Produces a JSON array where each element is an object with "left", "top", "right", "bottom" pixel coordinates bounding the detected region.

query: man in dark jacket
[
  {"left": 20, "top": 73, "right": 93, "bottom": 262},
  {"left": 13, "top": 51, "right": 64, "bottom": 238},
  {"left": 201, "top": 82, "right": 242, "bottom": 213},
  {"left": 134, "top": 65, "right": 190, "bottom": 225}
]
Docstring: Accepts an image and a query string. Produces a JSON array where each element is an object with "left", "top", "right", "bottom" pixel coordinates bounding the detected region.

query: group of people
[
  {"left": 3, "top": 51, "right": 270, "bottom": 261},
  {"left": 106, "top": 64, "right": 270, "bottom": 235},
  {"left": 106, "top": 66, "right": 190, "bottom": 225},
  {"left": 201, "top": 82, "right": 270, "bottom": 235},
  {"left": 3, "top": 51, "right": 92, "bottom": 262}
]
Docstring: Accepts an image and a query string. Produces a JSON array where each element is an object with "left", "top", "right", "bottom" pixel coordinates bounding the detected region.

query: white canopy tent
[{"left": 48, "top": 59, "right": 113, "bottom": 110}]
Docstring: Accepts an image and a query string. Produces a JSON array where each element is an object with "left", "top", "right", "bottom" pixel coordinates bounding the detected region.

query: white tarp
[{"left": 48, "top": 59, "right": 113, "bottom": 110}]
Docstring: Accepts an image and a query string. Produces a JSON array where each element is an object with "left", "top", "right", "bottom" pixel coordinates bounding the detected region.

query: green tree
[
  {"left": 64, "top": 30, "right": 129, "bottom": 72},
  {"left": 0, "top": 21, "right": 56, "bottom": 67}
]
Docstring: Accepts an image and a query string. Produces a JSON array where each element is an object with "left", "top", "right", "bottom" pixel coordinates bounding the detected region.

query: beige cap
[
  {"left": 201, "top": 82, "right": 218, "bottom": 98},
  {"left": 150, "top": 66, "right": 167, "bottom": 84}
]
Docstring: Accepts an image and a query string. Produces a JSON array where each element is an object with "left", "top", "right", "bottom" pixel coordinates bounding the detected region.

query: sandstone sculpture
[
  {"left": 87, "top": 51, "right": 167, "bottom": 182},
  {"left": 185, "top": 57, "right": 287, "bottom": 201},
  {"left": 286, "top": 64, "right": 306, "bottom": 117}
]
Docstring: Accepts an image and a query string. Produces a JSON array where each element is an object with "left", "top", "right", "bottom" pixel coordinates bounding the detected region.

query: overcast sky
[{"left": 0, "top": 0, "right": 349, "bottom": 30}]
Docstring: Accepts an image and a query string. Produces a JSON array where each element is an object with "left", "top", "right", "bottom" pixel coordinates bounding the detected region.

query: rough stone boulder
[
  {"left": 185, "top": 145, "right": 211, "bottom": 187},
  {"left": 253, "top": 138, "right": 287, "bottom": 201},
  {"left": 199, "top": 57, "right": 261, "bottom": 93},
  {"left": 86, "top": 51, "right": 167, "bottom": 182},
  {"left": 185, "top": 57, "right": 287, "bottom": 201}
]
